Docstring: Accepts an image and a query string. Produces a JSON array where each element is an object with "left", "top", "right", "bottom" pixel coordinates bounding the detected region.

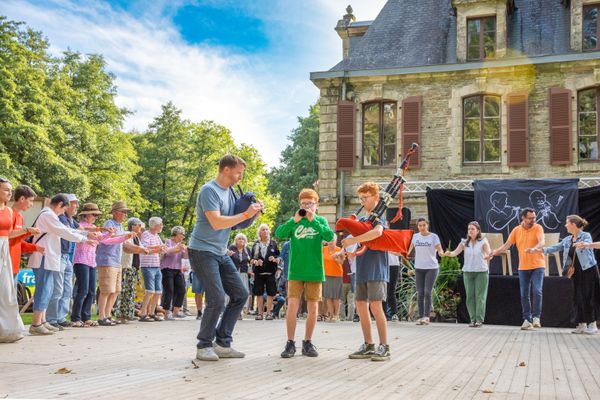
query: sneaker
[
  {"left": 584, "top": 323, "right": 598, "bottom": 335},
  {"left": 174, "top": 312, "right": 186, "bottom": 318},
  {"left": 45, "top": 322, "right": 62, "bottom": 332},
  {"left": 196, "top": 311, "right": 202, "bottom": 320},
  {"left": 280, "top": 340, "right": 296, "bottom": 358},
  {"left": 29, "top": 324, "right": 54, "bottom": 336},
  {"left": 352, "top": 315, "right": 360, "bottom": 323},
  {"left": 214, "top": 343, "right": 245, "bottom": 358},
  {"left": 195, "top": 347, "right": 219, "bottom": 361},
  {"left": 302, "top": 340, "right": 318, "bottom": 357},
  {"left": 391, "top": 314, "right": 399, "bottom": 322},
  {"left": 371, "top": 344, "right": 391, "bottom": 362},
  {"left": 521, "top": 320, "right": 534, "bottom": 330},
  {"left": 58, "top": 320, "right": 73, "bottom": 328},
  {"left": 165, "top": 312, "right": 175, "bottom": 321},
  {"left": 468, "top": 321, "right": 476, "bottom": 327},
  {"left": 349, "top": 343, "right": 376, "bottom": 359},
  {"left": 474, "top": 322, "right": 483, "bottom": 328},
  {"left": 572, "top": 323, "right": 586, "bottom": 334},
  {"left": 532, "top": 317, "right": 541, "bottom": 328}
]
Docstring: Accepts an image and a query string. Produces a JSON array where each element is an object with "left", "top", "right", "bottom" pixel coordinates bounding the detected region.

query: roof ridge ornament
[{"left": 336, "top": 4, "right": 356, "bottom": 29}]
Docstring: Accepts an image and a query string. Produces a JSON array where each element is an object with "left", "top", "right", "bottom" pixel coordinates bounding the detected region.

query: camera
[{"left": 298, "top": 209, "right": 307, "bottom": 217}]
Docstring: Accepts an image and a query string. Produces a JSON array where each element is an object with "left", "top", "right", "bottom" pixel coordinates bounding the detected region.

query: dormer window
[
  {"left": 583, "top": 4, "right": 600, "bottom": 51},
  {"left": 467, "top": 17, "right": 496, "bottom": 61}
]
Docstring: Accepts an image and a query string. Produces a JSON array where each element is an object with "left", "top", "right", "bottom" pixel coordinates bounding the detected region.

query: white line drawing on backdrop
[
  {"left": 529, "top": 190, "right": 561, "bottom": 230},
  {"left": 486, "top": 191, "right": 520, "bottom": 236}
]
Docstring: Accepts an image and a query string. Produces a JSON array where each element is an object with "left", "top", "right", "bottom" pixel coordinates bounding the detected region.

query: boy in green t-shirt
[{"left": 275, "top": 189, "right": 334, "bottom": 358}]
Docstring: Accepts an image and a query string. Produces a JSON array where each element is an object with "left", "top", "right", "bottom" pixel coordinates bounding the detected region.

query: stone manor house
[{"left": 310, "top": 0, "right": 600, "bottom": 224}]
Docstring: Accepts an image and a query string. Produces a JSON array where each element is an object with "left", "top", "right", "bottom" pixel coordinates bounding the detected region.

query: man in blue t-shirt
[
  {"left": 189, "top": 155, "right": 263, "bottom": 362},
  {"left": 341, "top": 182, "right": 390, "bottom": 362}
]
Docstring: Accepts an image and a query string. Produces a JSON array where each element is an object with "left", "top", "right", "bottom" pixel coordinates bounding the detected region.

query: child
[
  {"left": 275, "top": 189, "right": 334, "bottom": 358},
  {"left": 341, "top": 182, "right": 390, "bottom": 362}
]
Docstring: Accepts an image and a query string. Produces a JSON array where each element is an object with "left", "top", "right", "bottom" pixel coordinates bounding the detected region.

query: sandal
[
  {"left": 71, "top": 321, "right": 85, "bottom": 328},
  {"left": 139, "top": 315, "right": 154, "bottom": 322},
  {"left": 151, "top": 314, "right": 164, "bottom": 322},
  {"left": 317, "top": 315, "right": 324, "bottom": 322},
  {"left": 265, "top": 313, "right": 274, "bottom": 320},
  {"left": 98, "top": 318, "right": 116, "bottom": 326},
  {"left": 84, "top": 320, "right": 99, "bottom": 327},
  {"left": 255, "top": 314, "right": 263, "bottom": 320},
  {"left": 107, "top": 317, "right": 121, "bottom": 325}
]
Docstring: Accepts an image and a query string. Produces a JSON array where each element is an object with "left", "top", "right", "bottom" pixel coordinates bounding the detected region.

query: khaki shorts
[
  {"left": 288, "top": 280, "right": 322, "bottom": 302},
  {"left": 97, "top": 266, "right": 122, "bottom": 294},
  {"left": 355, "top": 281, "right": 387, "bottom": 302}
]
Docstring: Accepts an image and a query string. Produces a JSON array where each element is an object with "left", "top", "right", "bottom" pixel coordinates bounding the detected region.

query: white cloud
[{"left": 0, "top": 0, "right": 387, "bottom": 167}]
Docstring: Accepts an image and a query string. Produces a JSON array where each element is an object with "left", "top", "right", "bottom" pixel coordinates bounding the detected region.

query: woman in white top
[
  {"left": 444, "top": 221, "right": 491, "bottom": 327},
  {"left": 407, "top": 218, "right": 444, "bottom": 325}
]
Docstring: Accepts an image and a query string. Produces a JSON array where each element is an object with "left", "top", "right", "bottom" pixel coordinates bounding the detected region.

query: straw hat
[
  {"left": 110, "top": 201, "right": 130, "bottom": 213},
  {"left": 79, "top": 203, "right": 102, "bottom": 216}
]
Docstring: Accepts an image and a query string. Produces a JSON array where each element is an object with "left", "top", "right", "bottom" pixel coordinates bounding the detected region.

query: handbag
[{"left": 563, "top": 246, "right": 577, "bottom": 279}]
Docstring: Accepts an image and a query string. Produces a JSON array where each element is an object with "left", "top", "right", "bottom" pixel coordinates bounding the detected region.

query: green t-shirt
[{"left": 275, "top": 214, "right": 334, "bottom": 282}]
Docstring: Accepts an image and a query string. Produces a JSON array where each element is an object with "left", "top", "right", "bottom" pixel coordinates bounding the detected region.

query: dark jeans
[
  {"left": 384, "top": 264, "right": 400, "bottom": 318},
  {"left": 573, "top": 264, "right": 600, "bottom": 324},
  {"left": 518, "top": 267, "right": 544, "bottom": 322},
  {"left": 416, "top": 268, "right": 439, "bottom": 319},
  {"left": 161, "top": 269, "right": 186, "bottom": 311},
  {"left": 71, "top": 263, "right": 96, "bottom": 322},
  {"left": 188, "top": 249, "right": 249, "bottom": 349}
]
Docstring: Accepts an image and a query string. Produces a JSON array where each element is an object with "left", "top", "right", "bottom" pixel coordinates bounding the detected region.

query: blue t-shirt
[
  {"left": 188, "top": 180, "right": 235, "bottom": 256},
  {"left": 95, "top": 219, "right": 124, "bottom": 267},
  {"left": 355, "top": 216, "right": 389, "bottom": 283}
]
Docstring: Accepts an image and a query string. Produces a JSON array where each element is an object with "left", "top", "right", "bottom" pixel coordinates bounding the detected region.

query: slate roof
[{"left": 330, "top": 0, "right": 572, "bottom": 72}]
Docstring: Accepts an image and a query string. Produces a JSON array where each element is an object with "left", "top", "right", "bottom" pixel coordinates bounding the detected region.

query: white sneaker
[
  {"left": 214, "top": 343, "right": 245, "bottom": 358},
  {"left": 195, "top": 347, "right": 219, "bottom": 361},
  {"left": 29, "top": 324, "right": 55, "bottom": 335},
  {"left": 572, "top": 323, "right": 586, "bottom": 334},
  {"left": 44, "top": 322, "right": 60, "bottom": 332},
  {"left": 532, "top": 317, "right": 541, "bottom": 328},
  {"left": 521, "top": 320, "right": 534, "bottom": 330},
  {"left": 165, "top": 312, "right": 175, "bottom": 321},
  {"left": 584, "top": 323, "right": 598, "bottom": 335}
]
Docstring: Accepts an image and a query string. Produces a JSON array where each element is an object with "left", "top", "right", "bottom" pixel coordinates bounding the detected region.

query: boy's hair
[
  {"left": 298, "top": 188, "right": 319, "bottom": 202},
  {"left": 356, "top": 182, "right": 379, "bottom": 197},
  {"left": 13, "top": 185, "right": 37, "bottom": 201},
  {"left": 218, "top": 154, "right": 246, "bottom": 172}
]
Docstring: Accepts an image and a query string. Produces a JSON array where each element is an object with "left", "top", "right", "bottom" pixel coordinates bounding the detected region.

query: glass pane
[
  {"left": 363, "top": 103, "right": 380, "bottom": 166},
  {"left": 483, "top": 118, "right": 500, "bottom": 139},
  {"left": 484, "top": 32, "right": 495, "bottom": 58},
  {"left": 468, "top": 31, "right": 480, "bottom": 47},
  {"left": 468, "top": 46, "right": 481, "bottom": 60},
  {"left": 382, "top": 102, "right": 397, "bottom": 165},
  {"left": 483, "top": 18, "right": 496, "bottom": 32},
  {"left": 483, "top": 140, "right": 500, "bottom": 162},
  {"left": 583, "top": 7, "right": 598, "bottom": 50},
  {"left": 579, "top": 89, "right": 597, "bottom": 112},
  {"left": 484, "top": 96, "right": 500, "bottom": 117},
  {"left": 464, "top": 141, "right": 481, "bottom": 162},
  {"left": 579, "top": 137, "right": 598, "bottom": 160},
  {"left": 467, "top": 19, "right": 481, "bottom": 35},
  {"left": 465, "top": 118, "right": 480, "bottom": 140},
  {"left": 579, "top": 112, "right": 597, "bottom": 137},
  {"left": 464, "top": 97, "right": 481, "bottom": 118}
]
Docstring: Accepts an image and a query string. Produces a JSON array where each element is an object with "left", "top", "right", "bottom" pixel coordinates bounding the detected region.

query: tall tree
[{"left": 268, "top": 103, "right": 320, "bottom": 227}]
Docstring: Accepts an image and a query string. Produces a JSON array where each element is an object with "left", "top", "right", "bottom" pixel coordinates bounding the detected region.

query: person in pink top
[
  {"left": 160, "top": 226, "right": 188, "bottom": 320},
  {"left": 139, "top": 217, "right": 167, "bottom": 322},
  {"left": 71, "top": 203, "right": 135, "bottom": 327}
]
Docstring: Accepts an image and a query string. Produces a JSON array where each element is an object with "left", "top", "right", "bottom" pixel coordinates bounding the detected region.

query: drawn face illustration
[{"left": 529, "top": 190, "right": 546, "bottom": 209}]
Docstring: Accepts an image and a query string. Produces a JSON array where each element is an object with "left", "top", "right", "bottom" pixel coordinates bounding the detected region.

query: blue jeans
[
  {"left": 518, "top": 267, "right": 545, "bottom": 322},
  {"left": 47, "top": 254, "right": 74, "bottom": 323},
  {"left": 188, "top": 249, "right": 249, "bottom": 349},
  {"left": 32, "top": 260, "right": 56, "bottom": 312},
  {"left": 71, "top": 264, "right": 96, "bottom": 322}
]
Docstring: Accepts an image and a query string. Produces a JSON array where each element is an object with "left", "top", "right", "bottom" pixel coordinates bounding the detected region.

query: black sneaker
[
  {"left": 352, "top": 315, "right": 360, "bottom": 323},
  {"left": 371, "top": 344, "right": 390, "bottom": 361},
  {"left": 349, "top": 343, "right": 375, "bottom": 359},
  {"left": 302, "top": 340, "right": 318, "bottom": 357},
  {"left": 280, "top": 340, "right": 296, "bottom": 358},
  {"left": 58, "top": 320, "right": 73, "bottom": 328},
  {"left": 196, "top": 311, "right": 202, "bottom": 320}
]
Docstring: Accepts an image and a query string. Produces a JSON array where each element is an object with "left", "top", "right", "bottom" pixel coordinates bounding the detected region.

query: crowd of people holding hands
[{"left": 1, "top": 155, "right": 599, "bottom": 363}]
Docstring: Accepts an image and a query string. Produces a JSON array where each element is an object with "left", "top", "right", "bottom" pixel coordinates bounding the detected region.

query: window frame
[
  {"left": 577, "top": 87, "right": 600, "bottom": 162},
  {"left": 361, "top": 100, "right": 398, "bottom": 168},
  {"left": 583, "top": 4, "right": 600, "bottom": 52},
  {"left": 462, "top": 94, "right": 502, "bottom": 165},
  {"left": 466, "top": 15, "right": 497, "bottom": 61}
]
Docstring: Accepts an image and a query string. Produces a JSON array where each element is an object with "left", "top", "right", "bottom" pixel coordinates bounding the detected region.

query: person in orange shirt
[
  {"left": 490, "top": 207, "right": 545, "bottom": 330},
  {"left": 322, "top": 238, "right": 343, "bottom": 322},
  {"left": 9, "top": 185, "right": 44, "bottom": 276}
]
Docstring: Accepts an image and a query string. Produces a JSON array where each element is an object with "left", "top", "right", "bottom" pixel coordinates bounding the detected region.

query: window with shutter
[
  {"left": 362, "top": 100, "right": 397, "bottom": 167},
  {"left": 337, "top": 101, "right": 356, "bottom": 171},
  {"left": 463, "top": 94, "right": 501, "bottom": 164},
  {"left": 402, "top": 96, "right": 421, "bottom": 168},
  {"left": 507, "top": 93, "right": 528, "bottom": 166},
  {"left": 549, "top": 88, "right": 572, "bottom": 165}
]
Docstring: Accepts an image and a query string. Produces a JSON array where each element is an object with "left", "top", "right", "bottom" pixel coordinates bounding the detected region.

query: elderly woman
[
  {"left": 139, "top": 217, "right": 167, "bottom": 322},
  {"left": 115, "top": 217, "right": 148, "bottom": 323},
  {"left": 250, "top": 224, "right": 281, "bottom": 320},
  {"left": 228, "top": 233, "right": 252, "bottom": 316},
  {"left": 71, "top": 203, "right": 135, "bottom": 327},
  {"left": 161, "top": 226, "right": 188, "bottom": 320}
]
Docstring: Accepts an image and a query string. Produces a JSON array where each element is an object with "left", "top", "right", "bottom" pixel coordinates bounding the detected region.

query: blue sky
[{"left": 0, "top": 0, "right": 386, "bottom": 166}]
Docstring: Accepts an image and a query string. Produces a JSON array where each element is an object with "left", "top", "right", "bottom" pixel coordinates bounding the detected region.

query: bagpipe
[
  {"left": 335, "top": 143, "right": 418, "bottom": 256},
  {"left": 231, "top": 185, "right": 261, "bottom": 230}
]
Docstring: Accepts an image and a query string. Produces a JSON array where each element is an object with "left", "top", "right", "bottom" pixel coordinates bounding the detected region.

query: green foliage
[{"left": 268, "top": 103, "right": 319, "bottom": 227}]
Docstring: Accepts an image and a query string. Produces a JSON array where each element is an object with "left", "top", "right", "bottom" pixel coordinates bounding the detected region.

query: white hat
[{"left": 66, "top": 193, "right": 79, "bottom": 203}]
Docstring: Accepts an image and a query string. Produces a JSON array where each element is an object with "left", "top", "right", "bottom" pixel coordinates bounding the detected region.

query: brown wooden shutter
[
  {"left": 336, "top": 101, "right": 355, "bottom": 171},
  {"left": 507, "top": 93, "right": 529, "bottom": 166},
  {"left": 549, "top": 88, "right": 572, "bottom": 165},
  {"left": 402, "top": 96, "right": 422, "bottom": 168}
]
